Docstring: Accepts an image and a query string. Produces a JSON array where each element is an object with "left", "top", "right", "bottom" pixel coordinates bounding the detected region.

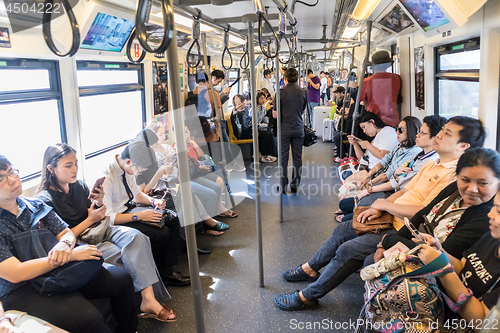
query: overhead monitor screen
[
  {"left": 400, "top": 0, "right": 450, "bottom": 32},
  {"left": 81, "top": 13, "right": 135, "bottom": 52},
  {"left": 379, "top": 4, "right": 413, "bottom": 33}
]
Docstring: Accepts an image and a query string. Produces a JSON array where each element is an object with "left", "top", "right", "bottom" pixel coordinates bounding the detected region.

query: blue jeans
[
  {"left": 192, "top": 178, "right": 221, "bottom": 217},
  {"left": 308, "top": 102, "right": 320, "bottom": 111},
  {"left": 302, "top": 220, "right": 396, "bottom": 301}
]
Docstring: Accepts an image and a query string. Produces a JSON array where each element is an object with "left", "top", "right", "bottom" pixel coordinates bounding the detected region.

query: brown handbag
[{"left": 352, "top": 206, "right": 394, "bottom": 236}]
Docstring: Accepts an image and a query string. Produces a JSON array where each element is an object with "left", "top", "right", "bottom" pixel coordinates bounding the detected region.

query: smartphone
[
  {"left": 400, "top": 160, "right": 415, "bottom": 178},
  {"left": 404, "top": 217, "right": 424, "bottom": 242},
  {"left": 89, "top": 177, "right": 105, "bottom": 199}
]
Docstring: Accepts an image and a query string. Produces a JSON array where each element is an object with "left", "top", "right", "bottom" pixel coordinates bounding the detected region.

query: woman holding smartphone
[
  {"left": 376, "top": 148, "right": 500, "bottom": 267},
  {"left": 345, "top": 112, "right": 398, "bottom": 183},
  {"left": 37, "top": 144, "right": 177, "bottom": 323},
  {"left": 416, "top": 186, "right": 500, "bottom": 329}
]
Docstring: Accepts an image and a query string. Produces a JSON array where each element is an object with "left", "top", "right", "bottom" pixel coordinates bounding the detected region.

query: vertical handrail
[
  {"left": 202, "top": 33, "right": 227, "bottom": 167},
  {"left": 275, "top": 55, "right": 283, "bottom": 223},
  {"left": 339, "top": 51, "right": 345, "bottom": 160},
  {"left": 164, "top": 0, "right": 205, "bottom": 331},
  {"left": 351, "top": 21, "right": 372, "bottom": 158},
  {"left": 347, "top": 46, "right": 357, "bottom": 157},
  {"left": 242, "top": 13, "right": 264, "bottom": 287}
]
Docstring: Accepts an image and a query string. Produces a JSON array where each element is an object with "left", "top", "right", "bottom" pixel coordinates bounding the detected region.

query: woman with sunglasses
[{"left": 337, "top": 116, "right": 447, "bottom": 223}]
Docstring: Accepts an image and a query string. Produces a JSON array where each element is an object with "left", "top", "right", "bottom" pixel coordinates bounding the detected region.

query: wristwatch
[
  {"left": 60, "top": 239, "right": 72, "bottom": 248},
  {"left": 132, "top": 213, "right": 138, "bottom": 221}
]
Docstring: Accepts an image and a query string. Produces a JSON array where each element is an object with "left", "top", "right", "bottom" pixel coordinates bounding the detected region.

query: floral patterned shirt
[{"left": 426, "top": 195, "right": 466, "bottom": 243}]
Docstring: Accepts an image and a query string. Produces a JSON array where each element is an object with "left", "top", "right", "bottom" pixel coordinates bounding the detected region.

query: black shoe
[
  {"left": 290, "top": 185, "right": 298, "bottom": 193},
  {"left": 161, "top": 271, "right": 191, "bottom": 286},
  {"left": 197, "top": 247, "right": 211, "bottom": 254}
]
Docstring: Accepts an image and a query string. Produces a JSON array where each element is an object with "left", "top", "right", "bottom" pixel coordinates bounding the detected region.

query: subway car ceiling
[{"left": 0, "top": 0, "right": 500, "bottom": 186}]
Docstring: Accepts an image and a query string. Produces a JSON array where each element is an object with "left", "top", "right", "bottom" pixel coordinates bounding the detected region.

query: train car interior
[{"left": 1, "top": 0, "right": 500, "bottom": 332}]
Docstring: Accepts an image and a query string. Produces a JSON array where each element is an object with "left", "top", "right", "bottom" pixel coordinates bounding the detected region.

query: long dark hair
[
  {"left": 400, "top": 116, "right": 421, "bottom": 149},
  {"left": 456, "top": 148, "right": 500, "bottom": 179},
  {"left": 357, "top": 111, "right": 387, "bottom": 129},
  {"left": 37, "top": 143, "right": 76, "bottom": 194}
]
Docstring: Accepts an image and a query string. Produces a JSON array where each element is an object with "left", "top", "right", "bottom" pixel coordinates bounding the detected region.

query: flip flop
[
  {"left": 218, "top": 209, "right": 238, "bottom": 218},
  {"left": 202, "top": 229, "right": 224, "bottom": 236},
  {"left": 139, "top": 308, "right": 176, "bottom": 322}
]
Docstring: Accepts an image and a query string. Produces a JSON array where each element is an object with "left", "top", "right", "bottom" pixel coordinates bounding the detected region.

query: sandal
[
  {"left": 282, "top": 266, "right": 320, "bottom": 282},
  {"left": 205, "top": 221, "right": 230, "bottom": 231},
  {"left": 334, "top": 209, "right": 342, "bottom": 215},
  {"left": 218, "top": 209, "right": 238, "bottom": 218},
  {"left": 336, "top": 214, "right": 344, "bottom": 223},
  {"left": 274, "top": 291, "right": 318, "bottom": 311},
  {"left": 139, "top": 308, "right": 176, "bottom": 322},
  {"left": 202, "top": 229, "right": 224, "bottom": 236}
]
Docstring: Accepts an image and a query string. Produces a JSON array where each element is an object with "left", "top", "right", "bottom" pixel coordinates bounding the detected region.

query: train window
[
  {"left": 76, "top": 61, "right": 145, "bottom": 161},
  {"left": 435, "top": 37, "right": 480, "bottom": 119},
  {"left": 0, "top": 59, "right": 65, "bottom": 181}
]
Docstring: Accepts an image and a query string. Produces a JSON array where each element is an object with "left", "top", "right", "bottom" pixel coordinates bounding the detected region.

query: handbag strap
[{"left": 425, "top": 190, "right": 461, "bottom": 232}]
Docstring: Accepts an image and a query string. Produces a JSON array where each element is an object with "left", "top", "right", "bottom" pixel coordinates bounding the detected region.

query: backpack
[{"left": 357, "top": 246, "right": 455, "bottom": 333}]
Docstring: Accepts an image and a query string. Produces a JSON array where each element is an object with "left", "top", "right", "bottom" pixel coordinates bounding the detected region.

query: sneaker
[{"left": 232, "top": 162, "right": 246, "bottom": 172}]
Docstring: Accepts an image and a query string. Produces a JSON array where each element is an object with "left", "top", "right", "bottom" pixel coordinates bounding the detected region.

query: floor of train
[{"left": 138, "top": 140, "right": 365, "bottom": 332}]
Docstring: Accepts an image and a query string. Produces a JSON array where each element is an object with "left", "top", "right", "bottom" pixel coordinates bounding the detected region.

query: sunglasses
[{"left": 396, "top": 127, "right": 407, "bottom": 134}]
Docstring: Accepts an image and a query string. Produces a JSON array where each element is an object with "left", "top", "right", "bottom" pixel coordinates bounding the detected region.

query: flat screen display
[
  {"left": 400, "top": 0, "right": 450, "bottom": 32},
  {"left": 378, "top": 4, "right": 413, "bottom": 33},
  {"left": 81, "top": 13, "right": 135, "bottom": 52}
]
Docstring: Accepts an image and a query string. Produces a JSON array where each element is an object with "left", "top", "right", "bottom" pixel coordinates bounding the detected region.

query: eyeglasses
[
  {"left": 396, "top": 127, "right": 407, "bottom": 134},
  {"left": 0, "top": 169, "right": 20, "bottom": 187}
]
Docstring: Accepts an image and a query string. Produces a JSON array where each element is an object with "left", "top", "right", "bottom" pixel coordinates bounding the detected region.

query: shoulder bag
[
  {"left": 357, "top": 245, "right": 455, "bottom": 333},
  {"left": 352, "top": 206, "right": 394, "bottom": 236},
  {"left": 419, "top": 190, "right": 460, "bottom": 235},
  {"left": 11, "top": 198, "right": 103, "bottom": 296}
]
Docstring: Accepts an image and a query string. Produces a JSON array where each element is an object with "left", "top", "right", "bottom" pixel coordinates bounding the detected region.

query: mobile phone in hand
[
  {"left": 404, "top": 217, "right": 424, "bottom": 242},
  {"left": 89, "top": 177, "right": 105, "bottom": 199}
]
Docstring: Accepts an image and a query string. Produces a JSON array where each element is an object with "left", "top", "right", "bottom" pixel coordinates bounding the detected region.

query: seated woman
[
  {"left": 344, "top": 111, "right": 398, "bottom": 184},
  {"left": 254, "top": 91, "right": 277, "bottom": 163},
  {"left": 336, "top": 116, "right": 423, "bottom": 221},
  {"left": 0, "top": 155, "right": 138, "bottom": 333},
  {"left": 37, "top": 144, "right": 176, "bottom": 322},
  {"left": 416, "top": 187, "right": 500, "bottom": 328},
  {"left": 136, "top": 128, "right": 231, "bottom": 236},
  {"left": 230, "top": 94, "right": 252, "bottom": 140},
  {"left": 375, "top": 148, "right": 500, "bottom": 264}
]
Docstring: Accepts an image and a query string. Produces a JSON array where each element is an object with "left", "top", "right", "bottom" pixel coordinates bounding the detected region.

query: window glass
[
  {"left": 439, "top": 49, "right": 480, "bottom": 71},
  {"left": 77, "top": 70, "right": 139, "bottom": 87},
  {"left": 79, "top": 91, "right": 143, "bottom": 155},
  {"left": 438, "top": 80, "right": 479, "bottom": 119},
  {"left": 0, "top": 69, "right": 50, "bottom": 92},
  {"left": 0, "top": 100, "right": 61, "bottom": 178}
]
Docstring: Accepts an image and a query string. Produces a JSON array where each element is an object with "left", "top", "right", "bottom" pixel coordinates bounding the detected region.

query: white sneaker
[{"left": 232, "top": 163, "right": 246, "bottom": 172}]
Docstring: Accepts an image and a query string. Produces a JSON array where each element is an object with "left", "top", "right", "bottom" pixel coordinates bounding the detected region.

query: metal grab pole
[
  {"left": 351, "top": 21, "right": 372, "bottom": 158},
  {"left": 340, "top": 47, "right": 355, "bottom": 157},
  {"left": 165, "top": 0, "right": 205, "bottom": 330},
  {"left": 202, "top": 33, "right": 227, "bottom": 167},
  {"left": 275, "top": 55, "right": 283, "bottom": 223},
  {"left": 348, "top": 46, "right": 357, "bottom": 157},
  {"left": 339, "top": 51, "right": 346, "bottom": 160},
  {"left": 242, "top": 13, "right": 264, "bottom": 287}
]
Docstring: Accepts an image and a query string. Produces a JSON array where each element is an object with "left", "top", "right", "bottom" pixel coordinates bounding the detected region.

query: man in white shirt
[
  {"left": 102, "top": 141, "right": 190, "bottom": 286},
  {"left": 320, "top": 71, "right": 328, "bottom": 105},
  {"left": 260, "top": 69, "right": 275, "bottom": 98}
]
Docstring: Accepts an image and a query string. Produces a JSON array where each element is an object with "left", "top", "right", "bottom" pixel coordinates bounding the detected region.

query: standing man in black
[{"left": 273, "top": 68, "right": 308, "bottom": 194}]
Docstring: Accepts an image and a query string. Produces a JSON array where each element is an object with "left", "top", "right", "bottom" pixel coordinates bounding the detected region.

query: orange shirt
[{"left": 392, "top": 158, "right": 458, "bottom": 230}]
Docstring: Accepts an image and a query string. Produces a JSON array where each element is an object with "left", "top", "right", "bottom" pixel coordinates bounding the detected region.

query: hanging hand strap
[
  {"left": 222, "top": 26, "right": 233, "bottom": 70},
  {"left": 187, "top": 8, "right": 202, "bottom": 69},
  {"left": 135, "top": 0, "right": 174, "bottom": 54},
  {"left": 42, "top": 0, "right": 80, "bottom": 57}
]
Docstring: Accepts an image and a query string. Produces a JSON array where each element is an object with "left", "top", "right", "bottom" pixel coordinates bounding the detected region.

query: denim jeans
[
  {"left": 339, "top": 191, "right": 388, "bottom": 222},
  {"left": 302, "top": 219, "right": 396, "bottom": 301}
]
